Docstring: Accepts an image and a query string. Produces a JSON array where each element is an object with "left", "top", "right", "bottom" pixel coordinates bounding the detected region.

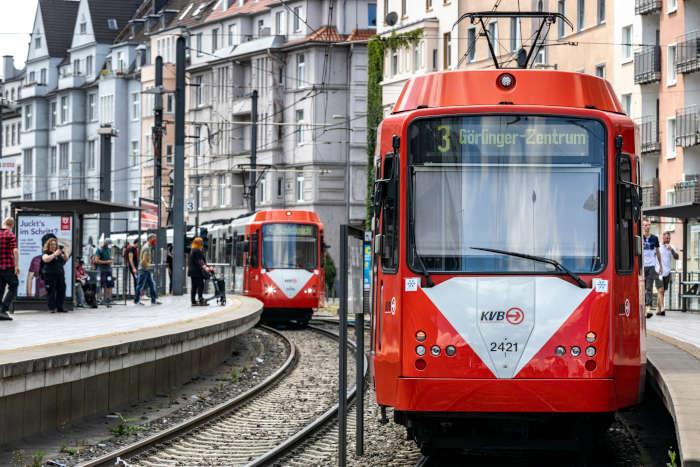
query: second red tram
[
  {"left": 371, "top": 69, "right": 646, "bottom": 450},
  {"left": 232, "top": 210, "right": 325, "bottom": 325}
]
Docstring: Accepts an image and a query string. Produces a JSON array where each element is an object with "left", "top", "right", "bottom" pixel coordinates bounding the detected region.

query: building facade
[{"left": 0, "top": 56, "right": 25, "bottom": 219}]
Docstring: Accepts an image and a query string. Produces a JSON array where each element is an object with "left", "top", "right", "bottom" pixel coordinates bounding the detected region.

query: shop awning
[{"left": 11, "top": 199, "right": 140, "bottom": 215}]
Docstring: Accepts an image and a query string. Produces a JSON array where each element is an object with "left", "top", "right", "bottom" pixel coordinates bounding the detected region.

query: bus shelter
[
  {"left": 10, "top": 199, "right": 140, "bottom": 310},
  {"left": 644, "top": 202, "right": 700, "bottom": 312}
]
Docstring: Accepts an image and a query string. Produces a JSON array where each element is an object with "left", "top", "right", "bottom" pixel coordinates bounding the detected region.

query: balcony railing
[
  {"left": 635, "top": 0, "right": 662, "bottom": 15},
  {"left": 634, "top": 46, "right": 662, "bottom": 84},
  {"left": 642, "top": 180, "right": 660, "bottom": 207},
  {"left": 637, "top": 115, "right": 661, "bottom": 153},
  {"left": 675, "top": 179, "right": 700, "bottom": 204},
  {"left": 677, "top": 31, "right": 700, "bottom": 74},
  {"left": 676, "top": 106, "right": 700, "bottom": 148}
]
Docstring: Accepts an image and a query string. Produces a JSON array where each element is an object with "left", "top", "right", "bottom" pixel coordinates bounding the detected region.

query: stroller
[{"left": 206, "top": 270, "right": 227, "bottom": 306}]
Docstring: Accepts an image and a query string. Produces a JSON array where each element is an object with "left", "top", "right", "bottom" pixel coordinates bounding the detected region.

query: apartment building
[
  {"left": 0, "top": 57, "right": 25, "bottom": 219},
  {"left": 182, "top": 0, "right": 375, "bottom": 255}
]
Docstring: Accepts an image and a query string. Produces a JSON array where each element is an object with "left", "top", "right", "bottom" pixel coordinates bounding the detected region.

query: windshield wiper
[
  {"left": 469, "top": 247, "right": 588, "bottom": 289},
  {"left": 413, "top": 245, "right": 435, "bottom": 288}
]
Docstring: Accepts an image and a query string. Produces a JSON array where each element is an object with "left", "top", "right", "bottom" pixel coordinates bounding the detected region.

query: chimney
[{"left": 2, "top": 56, "right": 16, "bottom": 81}]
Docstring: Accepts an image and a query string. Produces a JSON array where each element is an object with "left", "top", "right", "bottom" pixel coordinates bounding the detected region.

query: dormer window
[
  {"left": 107, "top": 18, "right": 118, "bottom": 31},
  {"left": 34, "top": 35, "right": 41, "bottom": 49},
  {"left": 80, "top": 22, "right": 87, "bottom": 34}
]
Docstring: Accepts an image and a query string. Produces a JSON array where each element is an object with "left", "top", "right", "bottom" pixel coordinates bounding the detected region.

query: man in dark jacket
[{"left": 0, "top": 217, "right": 19, "bottom": 320}]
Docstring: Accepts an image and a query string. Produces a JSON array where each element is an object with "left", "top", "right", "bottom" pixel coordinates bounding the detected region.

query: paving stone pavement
[{"left": 0, "top": 295, "right": 228, "bottom": 352}]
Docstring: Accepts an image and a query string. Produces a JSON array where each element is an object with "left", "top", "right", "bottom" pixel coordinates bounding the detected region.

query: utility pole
[
  {"left": 153, "top": 56, "right": 165, "bottom": 293},
  {"left": 172, "top": 36, "right": 186, "bottom": 295},
  {"left": 97, "top": 125, "right": 118, "bottom": 238},
  {"left": 249, "top": 90, "right": 258, "bottom": 213}
]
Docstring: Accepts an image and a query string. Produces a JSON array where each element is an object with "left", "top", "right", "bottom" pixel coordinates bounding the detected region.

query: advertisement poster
[
  {"left": 17, "top": 214, "right": 73, "bottom": 298},
  {"left": 140, "top": 198, "right": 158, "bottom": 231}
]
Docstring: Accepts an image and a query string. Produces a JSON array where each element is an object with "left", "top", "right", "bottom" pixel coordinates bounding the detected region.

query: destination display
[
  {"left": 409, "top": 115, "right": 605, "bottom": 163},
  {"left": 264, "top": 223, "right": 316, "bottom": 237}
]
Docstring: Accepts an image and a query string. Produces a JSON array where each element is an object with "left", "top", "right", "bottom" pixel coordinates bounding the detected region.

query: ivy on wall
[{"left": 365, "top": 29, "right": 423, "bottom": 228}]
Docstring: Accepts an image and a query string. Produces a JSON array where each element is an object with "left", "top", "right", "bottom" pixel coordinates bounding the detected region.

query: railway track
[{"left": 77, "top": 323, "right": 361, "bottom": 467}]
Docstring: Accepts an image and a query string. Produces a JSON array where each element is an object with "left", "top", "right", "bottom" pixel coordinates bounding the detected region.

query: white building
[{"left": 0, "top": 56, "right": 24, "bottom": 218}]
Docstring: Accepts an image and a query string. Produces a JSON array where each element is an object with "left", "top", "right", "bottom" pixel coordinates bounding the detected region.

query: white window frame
[
  {"left": 60, "top": 96, "right": 69, "bottom": 123},
  {"left": 467, "top": 27, "right": 477, "bottom": 63},
  {"left": 667, "top": 117, "right": 677, "bottom": 159},
  {"left": 668, "top": 0, "right": 678, "bottom": 14},
  {"left": 296, "top": 171, "right": 304, "bottom": 202},
  {"left": 595, "top": 63, "right": 606, "bottom": 78},
  {"left": 668, "top": 44, "right": 677, "bottom": 86},
  {"left": 295, "top": 109, "right": 305, "bottom": 144},
  {"left": 621, "top": 25, "right": 633, "bottom": 61},
  {"left": 131, "top": 92, "right": 140, "bottom": 121},
  {"left": 296, "top": 54, "right": 305, "bottom": 88},
  {"left": 621, "top": 93, "right": 632, "bottom": 115},
  {"left": 219, "top": 174, "right": 227, "bottom": 207},
  {"left": 293, "top": 7, "right": 302, "bottom": 32}
]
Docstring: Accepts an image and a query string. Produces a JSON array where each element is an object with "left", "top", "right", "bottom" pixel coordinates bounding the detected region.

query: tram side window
[
  {"left": 249, "top": 232, "right": 259, "bottom": 268},
  {"left": 616, "top": 155, "right": 634, "bottom": 272},
  {"left": 234, "top": 234, "right": 245, "bottom": 267},
  {"left": 380, "top": 153, "right": 399, "bottom": 271}
]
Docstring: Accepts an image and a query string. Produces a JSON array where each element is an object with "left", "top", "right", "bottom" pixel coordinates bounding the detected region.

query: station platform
[
  {"left": 0, "top": 295, "right": 262, "bottom": 445},
  {"left": 646, "top": 312, "right": 700, "bottom": 467}
]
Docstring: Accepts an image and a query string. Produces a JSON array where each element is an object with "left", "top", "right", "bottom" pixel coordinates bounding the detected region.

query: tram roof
[{"left": 392, "top": 69, "right": 623, "bottom": 114}]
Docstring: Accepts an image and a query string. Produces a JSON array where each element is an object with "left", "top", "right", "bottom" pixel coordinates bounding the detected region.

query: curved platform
[{"left": 0, "top": 295, "right": 262, "bottom": 445}]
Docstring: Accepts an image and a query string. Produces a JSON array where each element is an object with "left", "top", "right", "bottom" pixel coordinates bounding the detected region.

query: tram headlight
[
  {"left": 570, "top": 346, "right": 581, "bottom": 357},
  {"left": 430, "top": 345, "right": 441, "bottom": 357},
  {"left": 415, "top": 345, "right": 426, "bottom": 356},
  {"left": 497, "top": 72, "right": 516, "bottom": 89},
  {"left": 264, "top": 285, "right": 277, "bottom": 295},
  {"left": 585, "top": 346, "right": 597, "bottom": 357},
  {"left": 555, "top": 346, "right": 566, "bottom": 356}
]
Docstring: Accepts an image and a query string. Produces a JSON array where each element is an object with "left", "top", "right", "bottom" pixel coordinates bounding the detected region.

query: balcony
[
  {"left": 642, "top": 180, "right": 660, "bottom": 207},
  {"left": 676, "top": 106, "right": 700, "bottom": 147},
  {"left": 675, "top": 179, "right": 700, "bottom": 204},
  {"left": 635, "top": 0, "right": 662, "bottom": 15},
  {"left": 634, "top": 46, "right": 662, "bottom": 84},
  {"left": 638, "top": 115, "right": 661, "bottom": 154},
  {"left": 21, "top": 82, "right": 48, "bottom": 98},
  {"left": 58, "top": 72, "right": 86, "bottom": 90},
  {"left": 677, "top": 31, "right": 700, "bottom": 74}
]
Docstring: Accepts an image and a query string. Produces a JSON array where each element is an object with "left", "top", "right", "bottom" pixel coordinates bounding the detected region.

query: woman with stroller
[
  {"left": 188, "top": 237, "right": 212, "bottom": 306},
  {"left": 42, "top": 237, "right": 68, "bottom": 313}
]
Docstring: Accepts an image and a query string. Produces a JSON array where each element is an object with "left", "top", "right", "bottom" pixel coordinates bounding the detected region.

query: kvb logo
[{"left": 480, "top": 307, "right": 524, "bottom": 325}]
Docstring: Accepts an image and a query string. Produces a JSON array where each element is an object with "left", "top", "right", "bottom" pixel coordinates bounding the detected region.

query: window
[
  {"left": 87, "top": 140, "right": 96, "bottom": 170},
  {"left": 667, "top": 118, "right": 677, "bottom": 158},
  {"left": 73, "top": 59, "right": 81, "bottom": 75},
  {"left": 196, "top": 33, "right": 203, "bottom": 56},
  {"left": 87, "top": 188, "right": 95, "bottom": 200},
  {"left": 257, "top": 175, "right": 266, "bottom": 204},
  {"left": 467, "top": 28, "right": 476, "bottom": 62},
  {"left": 597, "top": 0, "right": 605, "bottom": 23},
  {"left": 668, "top": 0, "right": 678, "bottom": 13},
  {"left": 295, "top": 110, "right": 305, "bottom": 143},
  {"left": 59, "top": 189, "right": 68, "bottom": 200},
  {"left": 296, "top": 171, "right": 304, "bottom": 201},
  {"left": 577, "top": 0, "right": 584, "bottom": 31},
  {"left": 194, "top": 75, "right": 203, "bottom": 106},
  {"left": 595, "top": 63, "right": 605, "bottom": 78},
  {"left": 131, "top": 92, "right": 139, "bottom": 120},
  {"left": 131, "top": 140, "right": 139, "bottom": 166},
  {"left": 275, "top": 11, "right": 284, "bottom": 34},
  {"left": 166, "top": 144, "right": 173, "bottom": 164},
  {"left": 432, "top": 49, "right": 438, "bottom": 70},
  {"left": 510, "top": 18, "right": 521, "bottom": 52},
  {"left": 49, "top": 146, "right": 57, "bottom": 173},
  {"left": 257, "top": 19, "right": 264, "bottom": 35},
  {"left": 296, "top": 54, "right": 305, "bottom": 87},
  {"left": 401, "top": 0, "right": 406, "bottom": 16},
  {"left": 23, "top": 149, "right": 32, "bottom": 175},
  {"left": 443, "top": 32, "right": 452, "bottom": 69},
  {"left": 368, "top": 3, "right": 377, "bottom": 27},
  {"left": 293, "top": 6, "right": 302, "bottom": 32},
  {"left": 166, "top": 94, "right": 173, "bottom": 113},
  {"left": 426, "top": 0, "right": 433, "bottom": 10},
  {"left": 219, "top": 174, "right": 227, "bottom": 206},
  {"left": 107, "top": 18, "right": 118, "bottom": 30},
  {"left": 668, "top": 45, "right": 677, "bottom": 85},
  {"left": 86, "top": 55, "right": 93, "bottom": 75},
  {"left": 40, "top": 68, "right": 46, "bottom": 84},
  {"left": 59, "top": 143, "right": 69, "bottom": 170},
  {"left": 195, "top": 125, "right": 202, "bottom": 155},
  {"left": 558, "top": 1, "right": 566, "bottom": 38},
  {"left": 80, "top": 21, "right": 87, "bottom": 34},
  {"left": 277, "top": 176, "right": 283, "bottom": 198},
  {"left": 487, "top": 22, "right": 497, "bottom": 54},
  {"left": 24, "top": 105, "right": 31, "bottom": 129},
  {"left": 228, "top": 23, "right": 237, "bottom": 46},
  {"left": 391, "top": 50, "right": 398, "bottom": 75},
  {"left": 212, "top": 28, "right": 219, "bottom": 51},
  {"left": 11, "top": 124, "right": 15, "bottom": 146},
  {"left": 622, "top": 25, "right": 632, "bottom": 60},
  {"left": 34, "top": 35, "right": 41, "bottom": 49},
  {"left": 60, "top": 96, "right": 69, "bottom": 123},
  {"left": 380, "top": 152, "right": 399, "bottom": 272},
  {"left": 50, "top": 192, "right": 57, "bottom": 200},
  {"left": 621, "top": 93, "right": 632, "bottom": 115},
  {"left": 88, "top": 93, "right": 96, "bottom": 121},
  {"left": 100, "top": 95, "right": 114, "bottom": 124},
  {"left": 50, "top": 101, "right": 57, "bottom": 128},
  {"left": 413, "top": 43, "right": 422, "bottom": 71}
]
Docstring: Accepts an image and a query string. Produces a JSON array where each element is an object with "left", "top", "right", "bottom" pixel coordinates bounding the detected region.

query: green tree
[{"left": 323, "top": 252, "right": 337, "bottom": 298}]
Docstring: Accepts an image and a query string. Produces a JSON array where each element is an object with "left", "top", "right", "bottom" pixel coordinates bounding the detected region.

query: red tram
[
  {"left": 370, "top": 69, "right": 645, "bottom": 451},
  {"left": 232, "top": 210, "right": 325, "bottom": 325}
]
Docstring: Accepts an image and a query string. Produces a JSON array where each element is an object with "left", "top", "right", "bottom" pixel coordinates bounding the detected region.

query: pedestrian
[
  {"left": 94, "top": 238, "right": 114, "bottom": 306},
  {"left": 166, "top": 243, "right": 173, "bottom": 294},
  {"left": 0, "top": 217, "right": 19, "bottom": 321},
  {"left": 134, "top": 234, "right": 161, "bottom": 306},
  {"left": 124, "top": 239, "right": 139, "bottom": 293},
  {"left": 42, "top": 237, "right": 68, "bottom": 313},
  {"left": 188, "top": 237, "right": 211, "bottom": 306},
  {"left": 74, "top": 258, "right": 88, "bottom": 308},
  {"left": 642, "top": 219, "right": 663, "bottom": 319},
  {"left": 657, "top": 231, "right": 680, "bottom": 316}
]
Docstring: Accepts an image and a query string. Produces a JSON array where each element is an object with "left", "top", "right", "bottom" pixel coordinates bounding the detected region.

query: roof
[
  {"left": 285, "top": 26, "right": 376, "bottom": 48},
  {"left": 205, "top": 0, "right": 274, "bottom": 23},
  {"left": 39, "top": 0, "right": 80, "bottom": 58},
  {"left": 346, "top": 29, "right": 375, "bottom": 42},
  {"left": 87, "top": 0, "right": 144, "bottom": 44},
  {"left": 11, "top": 199, "right": 141, "bottom": 215},
  {"left": 112, "top": 0, "right": 202, "bottom": 45},
  {"left": 644, "top": 203, "right": 700, "bottom": 219},
  {"left": 231, "top": 35, "right": 284, "bottom": 58}
]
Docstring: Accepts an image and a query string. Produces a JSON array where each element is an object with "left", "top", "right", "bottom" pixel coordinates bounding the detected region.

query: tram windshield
[
  {"left": 262, "top": 223, "right": 318, "bottom": 270},
  {"left": 408, "top": 115, "right": 606, "bottom": 274}
]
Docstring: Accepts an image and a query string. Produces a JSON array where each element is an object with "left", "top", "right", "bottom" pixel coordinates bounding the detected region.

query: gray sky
[{"left": 0, "top": 0, "right": 38, "bottom": 73}]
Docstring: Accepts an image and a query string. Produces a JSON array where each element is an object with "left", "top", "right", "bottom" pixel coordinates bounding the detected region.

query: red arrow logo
[{"left": 505, "top": 307, "right": 524, "bottom": 325}]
